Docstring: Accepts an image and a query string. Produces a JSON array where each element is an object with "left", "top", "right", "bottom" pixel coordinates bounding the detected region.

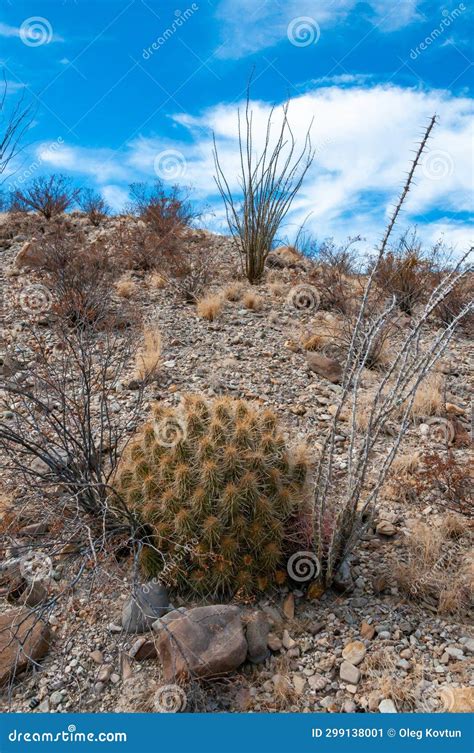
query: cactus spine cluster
[{"left": 114, "top": 394, "right": 309, "bottom": 598}]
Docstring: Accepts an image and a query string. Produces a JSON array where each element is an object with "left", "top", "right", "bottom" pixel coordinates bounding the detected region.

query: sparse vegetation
[
  {"left": 213, "top": 80, "right": 314, "bottom": 284},
  {"left": 79, "top": 187, "right": 110, "bottom": 226},
  {"left": 12, "top": 174, "right": 82, "bottom": 219}
]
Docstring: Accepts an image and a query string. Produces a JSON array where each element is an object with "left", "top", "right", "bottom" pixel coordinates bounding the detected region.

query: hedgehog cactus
[{"left": 114, "top": 394, "right": 309, "bottom": 597}]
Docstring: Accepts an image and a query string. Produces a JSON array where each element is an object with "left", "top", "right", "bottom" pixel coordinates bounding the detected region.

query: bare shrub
[
  {"left": 0, "top": 320, "right": 143, "bottom": 525},
  {"left": 306, "top": 236, "right": 363, "bottom": 314},
  {"left": 413, "top": 451, "right": 473, "bottom": 516},
  {"left": 307, "top": 116, "right": 474, "bottom": 589},
  {"left": 0, "top": 74, "right": 32, "bottom": 180},
  {"left": 372, "top": 229, "right": 441, "bottom": 316},
  {"left": 40, "top": 230, "right": 118, "bottom": 326},
  {"left": 302, "top": 311, "right": 394, "bottom": 370},
  {"left": 79, "top": 187, "right": 110, "bottom": 226},
  {"left": 213, "top": 80, "right": 314, "bottom": 284},
  {"left": 433, "top": 271, "right": 474, "bottom": 330},
  {"left": 13, "top": 174, "right": 82, "bottom": 219}
]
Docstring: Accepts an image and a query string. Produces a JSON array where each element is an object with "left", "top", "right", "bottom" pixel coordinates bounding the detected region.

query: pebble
[
  {"left": 340, "top": 661, "right": 360, "bottom": 684},
  {"left": 342, "top": 641, "right": 366, "bottom": 666},
  {"left": 379, "top": 699, "right": 397, "bottom": 713}
]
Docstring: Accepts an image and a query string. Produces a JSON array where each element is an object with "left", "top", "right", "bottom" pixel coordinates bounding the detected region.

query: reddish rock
[
  {"left": 0, "top": 609, "right": 51, "bottom": 686},
  {"left": 307, "top": 353, "right": 342, "bottom": 383},
  {"left": 153, "top": 605, "right": 247, "bottom": 682}
]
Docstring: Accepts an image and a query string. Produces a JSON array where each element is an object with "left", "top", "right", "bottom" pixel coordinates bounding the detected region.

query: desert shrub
[
  {"left": 302, "top": 311, "right": 393, "bottom": 370},
  {"left": 213, "top": 81, "right": 314, "bottom": 284},
  {"left": 160, "top": 241, "right": 217, "bottom": 303},
  {"left": 113, "top": 395, "right": 309, "bottom": 597},
  {"left": 40, "top": 230, "right": 118, "bottom": 326},
  {"left": 413, "top": 451, "right": 473, "bottom": 516},
  {"left": 79, "top": 188, "right": 110, "bottom": 226},
  {"left": 372, "top": 229, "right": 439, "bottom": 315},
  {"left": 129, "top": 180, "right": 195, "bottom": 233},
  {"left": 12, "top": 174, "right": 82, "bottom": 219},
  {"left": 305, "top": 236, "right": 362, "bottom": 314},
  {"left": 307, "top": 117, "right": 473, "bottom": 590},
  {"left": 433, "top": 272, "right": 474, "bottom": 330}
]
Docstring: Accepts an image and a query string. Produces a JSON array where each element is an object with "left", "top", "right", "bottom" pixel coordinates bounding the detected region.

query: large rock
[
  {"left": 14, "top": 239, "right": 44, "bottom": 270},
  {"left": 0, "top": 609, "right": 51, "bottom": 686},
  {"left": 307, "top": 353, "right": 342, "bottom": 384},
  {"left": 122, "top": 582, "right": 170, "bottom": 633},
  {"left": 152, "top": 605, "right": 247, "bottom": 681}
]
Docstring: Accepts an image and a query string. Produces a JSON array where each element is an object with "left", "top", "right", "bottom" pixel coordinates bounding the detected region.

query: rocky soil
[{"left": 0, "top": 213, "right": 472, "bottom": 714}]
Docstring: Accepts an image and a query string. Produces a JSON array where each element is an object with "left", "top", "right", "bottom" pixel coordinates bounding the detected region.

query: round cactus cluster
[{"left": 114, "top": 394, "right": 309, "bottom": 598}]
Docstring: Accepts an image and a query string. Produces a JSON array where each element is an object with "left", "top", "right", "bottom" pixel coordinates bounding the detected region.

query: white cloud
[
  {"left": 25, "top": 83, "right": 472, "bottom": 253},
  {"left": 0, "top": 22, "right": 20, "bottom": 39},
  {"left": 36, "top": 143, "right": 131, "bottom": 183},
  {"left": 215, "top": 0, "right": 422, "bottom": 58},
  {"left": 101, "top": 185, "right": 129, "bottom": 212},
  {"left": 0, "top": 20, "right": 63, "bottom": 43}
]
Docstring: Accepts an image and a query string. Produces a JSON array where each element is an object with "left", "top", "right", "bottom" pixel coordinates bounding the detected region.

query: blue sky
[{"left": 0, "top": 0, "right": 473, "bottom": 251}]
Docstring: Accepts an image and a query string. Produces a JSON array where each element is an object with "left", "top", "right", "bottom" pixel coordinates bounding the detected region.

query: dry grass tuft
[
  {"left": 135, "top": 327, "right": 162, "bottom": 382},
  {"left": 393, "top": 516, "right": 472, "bottom": 617},
  {"left": 243, "top": 291, "right": 264, "bottom": 311},
  {"left": 411, "top": 373, "right": 445, "bottom": 419},
  {"left": 148, "top": 271, "right": 167, "bottom": 290},
  {"left": 196, "top": 293, "right": 224, "bottom": 321},
  {"left": 115, "top": 277, "right": 137, "bottom": 299},
  {"left": 223, "top": 282, "right": 244, "bottom": 302},
  {"left": 363, "top": 650, "right": 424, "bottom": 711}
]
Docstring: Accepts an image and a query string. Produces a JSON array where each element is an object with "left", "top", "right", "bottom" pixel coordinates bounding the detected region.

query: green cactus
[{"left": 114, "top": 394, "right": 309, "bottom": 598}]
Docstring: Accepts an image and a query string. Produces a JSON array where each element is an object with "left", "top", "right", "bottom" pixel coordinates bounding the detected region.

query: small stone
[
  {"left": 282, "top": 593, "right": 295, "bottom": 620},
  {"left": 346, "top": 684, "right": 358, "bottom": 694},
  {"left": 400, "top": 648, "right": 412, "bottom": 659},
  {"left": 90, "top": 650, "right": 104, "bottom": 665},
  {"left": 379, "top": 699, "right": 397, "bottom": 713},
  {"left": 360, "top": 621, "right": 375, "bottom": 640},
  {"left": 446, "top": 647, "right": 465, "bottom": 660},
  {"left": 376, "top": 520, "right": 397, "bottom": 536},
  {"left": 129, "top": 637, "right": 157, "bottom": 661},
  {"left": 110, "top": 673, "right": 120, "bottom": 684},
  {"left": 282, "top": 630, "right": 296, "bottom": 649},
  {"left": 97, "top": 665, "right": 113, "bottom": 683},
  {"left": 292, "top": 675, "right": 306, "bottom": 695},
  {"left": 267, "top": 633, "right": 282, "bottom": 652},
  {"left": 308, "top": 673, "right": 327, "bottom": 691},
  {"left": 342, "top": 641, "right": 366, "bottom": 666},
  {"left": 50, "top": 691, "right": 63, "bottom": 708},
  {"left": 272, "top": 673, "right": 291, "bottom": 694},
  {"left": 344, "top": 699, "right": 356, "bottom": 712},
  {"left": 38, "top": 698, "right": 50, "bottom": 712},
  {"left": 463, "top": 638, "right": 474, "bottom": 654},
  {"left": 340, "top": 661, "right": 360, "bottom": 684},
  {"left": 378, "top": 631, "right": 391, "bottom": 640}
]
